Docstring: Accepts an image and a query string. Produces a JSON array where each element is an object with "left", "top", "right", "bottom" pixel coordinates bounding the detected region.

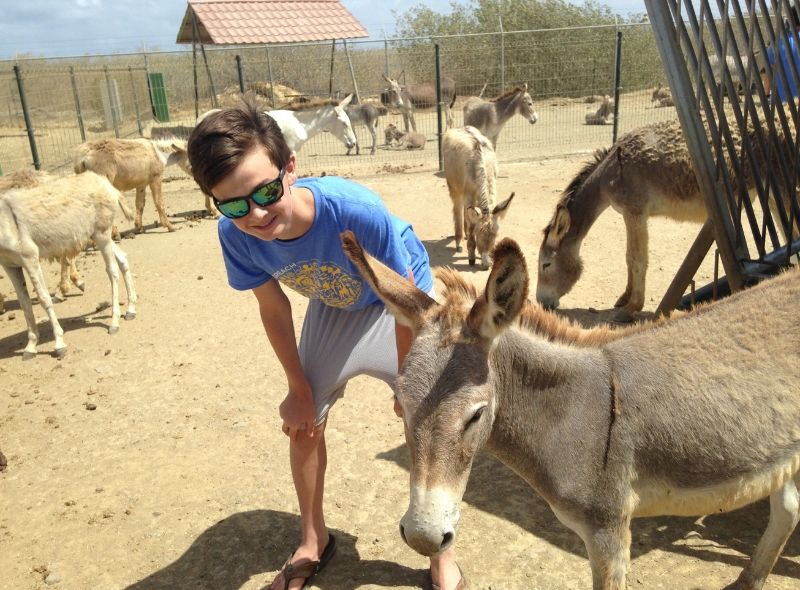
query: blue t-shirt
[{"left": 218, "top": 176, "right": 433, "bottom": 310}]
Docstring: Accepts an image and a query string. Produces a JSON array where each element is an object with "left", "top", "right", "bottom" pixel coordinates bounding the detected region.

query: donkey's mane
[
  {"left": 489, "top": 86, "right": 527, "bottom": 103},
  {"left": 557, "top": 147, "right": 609, "bottom": 210},
  {"left": 435, "top": 266, "right": 669, "bottom": 346},
  {"left": 282, "top": 97, "right": 338, "bottom": 111},
  {"left": 151, "top": 137, "right": 187, "bottom": 151}
]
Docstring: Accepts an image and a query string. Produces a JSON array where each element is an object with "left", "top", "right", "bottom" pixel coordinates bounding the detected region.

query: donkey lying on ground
[
  {"left": 443, "top": 126, "right": 514, "bottom": 267},
  {"left": 536, "top": 116, "right": 798, "bottom": 320},
  {"left": 382, "top": 74, "right": 457, "bottom": 131},
  {"left": 341, "top": 230, "right": 800, "bottom": 590},
  {"left": 0, "top": 172, "right": 137, "bottom": 359},
  {"left": 344, "top": 102, "right": 387, "bottom": 155},
  {"left": 585, "top": 95, "right": 614, "bottom": 125},
  {"left": 462, "top": 83, "right": 539, "bottom": 148},
  {"left": 74, "top": 137, "right": 198, "bottom": 233},
  {"left": 384, "top": 123, "right": 426, "bottom": 149}
]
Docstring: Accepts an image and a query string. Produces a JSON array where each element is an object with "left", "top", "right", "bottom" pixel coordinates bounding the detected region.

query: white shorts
[{"left": 297, "top": 289, "right": 434, "bottom": 425}]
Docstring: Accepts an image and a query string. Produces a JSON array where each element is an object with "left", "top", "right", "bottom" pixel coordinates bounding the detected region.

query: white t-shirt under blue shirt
[{"left": 217, "top": 176, "right": 433, "bottom": 310}]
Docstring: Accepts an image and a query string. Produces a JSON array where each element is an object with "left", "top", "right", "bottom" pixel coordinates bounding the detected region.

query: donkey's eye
[
  {"left": 466, "top": 406, "right": 485, "bottom": 430},
  {"left": 542, "top": 262, "right": 552, "bottom": 270}
]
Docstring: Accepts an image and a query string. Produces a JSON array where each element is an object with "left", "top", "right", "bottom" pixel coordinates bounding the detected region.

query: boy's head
[{"left": 188, "top": 94, "right": 292, "bottom": 196}]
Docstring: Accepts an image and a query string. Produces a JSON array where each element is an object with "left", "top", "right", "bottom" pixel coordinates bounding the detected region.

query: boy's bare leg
[
  {"left": 270, "top": 423, "right": 330, "bottom": 590},
  {"left": 430, "top": 547, "right": 462, "bottom": 589}
]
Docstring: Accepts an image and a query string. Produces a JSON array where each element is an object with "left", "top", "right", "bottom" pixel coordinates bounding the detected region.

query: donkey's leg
[
  {"left": 57, "top": 255, "right": 84, "bottom": 299},
  {"left": 449, "top": 188, "right": 464, "bottom": 253},
  {"left": 149, "top": 178, "right": 174, "bottom": 232},
  {"left": 134, "top": 186, "right": 146, "bottom": 233},
  {"left": 92, "top": 231, "right": 122, "bottom": 334},
  {"left": 552, "top": 507, "right": 630, "bottom": 590},
  {"left": 4, "top": 265, "right": 42, "bottom": 359},
  {"left": 724, "top": 478, "right": 800, "bottom": 590},
  {"left": 368, "top": 121, "right": 377, "bottom": 155},
  {"left": 18, "top": 257, "right": 67, "bottom": 358},
  {"left": 112, "top": 242, "right": 137, "bottom": 321},
  {"left": 615, "top": 213, "right": 648, "bottom": 316},
  {"left": 203, "top": 193, "right": 218, "bottom": 218}
]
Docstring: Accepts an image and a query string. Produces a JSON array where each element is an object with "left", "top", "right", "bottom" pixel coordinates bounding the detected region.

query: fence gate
[{"left": 645, "top": 0, "right": 800, "bottom": 311}]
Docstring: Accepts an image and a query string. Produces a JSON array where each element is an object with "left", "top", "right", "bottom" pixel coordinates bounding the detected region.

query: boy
[{"left": 187, "top": 96, "right": 464, "bottom": 590}]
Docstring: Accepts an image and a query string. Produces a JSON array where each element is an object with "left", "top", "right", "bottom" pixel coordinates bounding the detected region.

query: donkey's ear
[
  {"left": 340, "top": 230, "right": 436, "bottom": 333},
  {"left": 521, "top": 82, "right": 528, "bottom": 91},
  {"left": 467, "top": 238, "right": 528, "bottom": 340},
  {"left": 465, "top": 206, "right": 482, "bottom": 225},
  {"left": 492, "top": 192, "right": 515, "bottom": 218},
  {"left": 547, "top": 205, "right": 571, "bottom": 245},
  {"left": 339, "top": 93, "right": 354, "bottom": 107}
]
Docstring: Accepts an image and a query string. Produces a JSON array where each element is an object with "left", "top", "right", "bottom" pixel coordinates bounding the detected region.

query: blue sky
[{"left": 0, "top": 0, "right": 646, "bottom": 59}]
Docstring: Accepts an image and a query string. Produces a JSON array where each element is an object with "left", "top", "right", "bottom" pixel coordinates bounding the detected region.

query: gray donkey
[{"left": 341, "top": 229, "right": 800, "bottom": 590}]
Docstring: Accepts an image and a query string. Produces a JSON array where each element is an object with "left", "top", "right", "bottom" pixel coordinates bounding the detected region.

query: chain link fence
[{"left": 0, "top": 23, "right": 673, "bottom": 177}]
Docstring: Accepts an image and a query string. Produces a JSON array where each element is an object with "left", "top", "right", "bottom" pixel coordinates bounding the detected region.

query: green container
[{"left": 148, "top": 73, "right": 170, "bottom": 122}]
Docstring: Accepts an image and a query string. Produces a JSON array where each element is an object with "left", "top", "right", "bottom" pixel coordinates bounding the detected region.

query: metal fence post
[
  {"left": 14, "top": 63, "right": 41, "bottom": 170},
  {"left": 236, "top": 54, "right": 245, "bottom": 93},
  {"left": 435, "top": 43, "right": 444, "bottom": 172},
  {"left": 266, "top": 47, "right": 276, "bottom": 108},
  {"left": 104, "top": 65, "right": 121, "bottom": 138},
  {"left": 129, "top": 66, "right": 143, "bottom": 136},
  {"left": 70, "top": 65, "right": 86, "bottom": 142},
  {"left": 612, "top": 30, "right": 623, "bottom": 145}
]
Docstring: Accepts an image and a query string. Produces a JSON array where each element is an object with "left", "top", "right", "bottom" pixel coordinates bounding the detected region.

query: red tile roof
[{"left": 176, "top": 0, "right": 369, "bottom": 45}]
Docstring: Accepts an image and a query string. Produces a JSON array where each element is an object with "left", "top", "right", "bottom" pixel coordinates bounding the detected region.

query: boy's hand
[{"left": 279, "top": 386, "right": 316, "bottom": 440}]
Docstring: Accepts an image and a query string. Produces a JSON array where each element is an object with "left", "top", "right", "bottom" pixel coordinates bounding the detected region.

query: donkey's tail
[
  {"left": 115, "top": 189, "right": 135, "bottom": 222},
  {"left": 449, "top": 91, "right": 457, "bottom": 110}
]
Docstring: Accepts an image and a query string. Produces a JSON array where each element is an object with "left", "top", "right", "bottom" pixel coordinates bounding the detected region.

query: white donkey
[
  {"left": 266, "top": 94, "right": 356, "bottom": 153},
  {"left": 0, "top": 172, "right": 137, "bottom": 359},
  {"left": 341, "top": 230, "right": 800, "bottom": 590}
]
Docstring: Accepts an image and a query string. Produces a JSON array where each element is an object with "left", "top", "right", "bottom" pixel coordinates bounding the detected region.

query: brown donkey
[{"left": 341, "top": 230, "right": 800, "bottom": 590}]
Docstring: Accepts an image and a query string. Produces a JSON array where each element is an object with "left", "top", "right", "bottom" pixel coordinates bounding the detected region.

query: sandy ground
[{"left": 1, "top": 155, "right": 799, "bottom": 590}]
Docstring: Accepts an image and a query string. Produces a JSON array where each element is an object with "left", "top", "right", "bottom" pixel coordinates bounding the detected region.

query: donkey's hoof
[
  {"left": 124, "top": 311, "right": 137, "bottom": 321},
  {"left": 53, "top": 347, "right": 68, "bottom": 359},
  {"left": 456, "top": 246, "right": 463, "bottom": 253},
  {"left": 468, "top": 258, "right": 476, "bottom": 266},
  {"left": 108, "top": 325, "right": 120, "bottom": 335},
  {"left": 22, "top": 351, "right": 36, "bottom": 361},
  {"left": 76, "top": 282, "right": 86, "bottom": 293},
  {"left": 167, "top": 226, "right": 176, "bottom": 233}
]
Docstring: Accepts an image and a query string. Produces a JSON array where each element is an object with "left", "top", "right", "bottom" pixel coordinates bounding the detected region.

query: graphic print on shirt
[{"left": 274, "top": 260, "right": 362, "bottom": 307}]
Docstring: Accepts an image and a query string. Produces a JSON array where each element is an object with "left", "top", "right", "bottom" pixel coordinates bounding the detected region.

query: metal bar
[
  {"left": 612, "top": 30, "right": 622, "bottom": 145},
  {"left": 13, "top": 63, "right": 41, "bottom": 170},
  {"left": 266, "top": 47, "right": 275, "bottom": 108},
  {"left": 236, "top": 54, "right": 245, "bottom": 93},
  {"left": 129, "top": 66, "right": 143, "bottom": 137},
  {"left": 656, "top": 218, "right": 716, "bottom": 315},
  {"left": 69, "top": 65, "right": 86, "bottom": 142},
  {"left": 344, "top": 39, "right": 360, "bottom": 103},
  {"left": 191, "top": 9, "right": 199, "bottom": 119},
  {"left": 329, "top": 40, "right": 336, "bottom": 97},
  {"left": 104, "top": 65, "right": 120, "bottom": 138},
  {"left": 435, "top": 43, "right": 444, "bottom": 173}
]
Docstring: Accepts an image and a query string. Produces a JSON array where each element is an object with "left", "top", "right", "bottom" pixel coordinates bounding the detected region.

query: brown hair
[{"left": 187, "top": 94, "right": 292, "bottom": 196}]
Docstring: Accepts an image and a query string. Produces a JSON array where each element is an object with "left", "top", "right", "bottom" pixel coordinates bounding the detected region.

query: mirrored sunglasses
[{"left": 213, "top": 168, "right": 286, "bottom": 219}]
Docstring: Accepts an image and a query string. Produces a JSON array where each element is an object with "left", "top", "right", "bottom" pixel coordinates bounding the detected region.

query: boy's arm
[{"left": 251, "top": 279, "right": 316, "bottom": 438}]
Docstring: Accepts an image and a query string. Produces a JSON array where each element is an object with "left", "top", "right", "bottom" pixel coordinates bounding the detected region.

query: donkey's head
[
  {"left": 466, "top": 191, "right": 515, "bottom": 268},
  {"left": 516, "top": 83, "right": 539, "bottom": 125},
  {"left": 382, "top": 74, "right": 405, "bottom": 108},
  {"left": 341, "top": 230, "right": 528, "bottom": 556},
  {"left": 536, "top": 203, "right": 583, "bottom": 309},
  {"left": 325, "top": 94, "right": 357, "bottom": 150}
]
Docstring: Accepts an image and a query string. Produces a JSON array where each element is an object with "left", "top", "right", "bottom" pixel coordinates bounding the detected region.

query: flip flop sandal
[
  {"left": 431, "top": 562, "right": 467, "bottom": 590},
  {"left": 278, "top": 533, "right": 337, "bottom": 590}
]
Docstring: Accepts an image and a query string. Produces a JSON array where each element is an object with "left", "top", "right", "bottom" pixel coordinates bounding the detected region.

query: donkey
[
  {"left": 651, "top": 83, "right": 672, "bottom": 103},
  {"left": 535, "top": 116, "right": 797, "bottom": 320},
  {"left": 585, "top": 95, "right": 614, "bottom": 125},
  {"left": 74, "top": 137, "right": 198, "bottom": 233},
  {"left": 381, "top": 74, "right": 457, "bottom": 132},
  {"left": 0, "top": 171, "right": 137, "bottom": 359},
  {"left": 462, "top": 84, "right": 540, "bottom": 148},
  {"left": 443, "top": 126, "right": 514, "bottom": 267},
  {"left": 269, "top": 94, "right": 356, "bottom": 153},
  {"left": 344, "top": 102, "right": 387, "bottom": 155},
  {"left": 340, "top": 230, "right": 800, "bottom": 590},
  {"left": 0, "top": 170, "right": 84, "bottom": 310}
]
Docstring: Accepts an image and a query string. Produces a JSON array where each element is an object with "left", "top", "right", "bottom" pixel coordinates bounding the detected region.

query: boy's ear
[{"left": 285, "top": 151, "right": 299, "bottom": 184}]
